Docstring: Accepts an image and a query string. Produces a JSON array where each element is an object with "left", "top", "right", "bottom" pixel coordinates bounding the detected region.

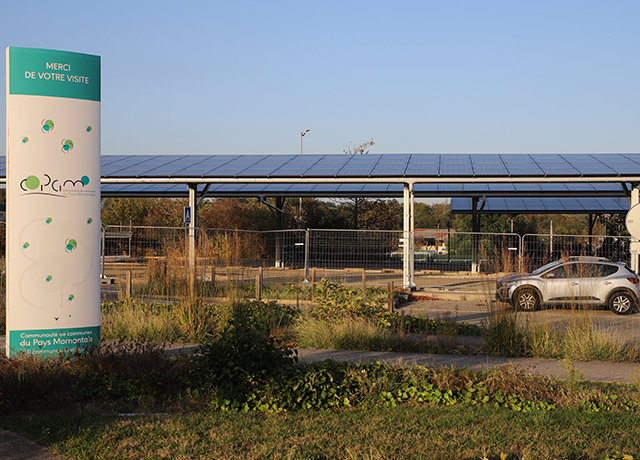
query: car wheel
[
  {"left": 608, "top": 292, "right": 634, "bottom": 315},
  {"left": 515, "top": 288, "right": 540, "bottom": 312}
]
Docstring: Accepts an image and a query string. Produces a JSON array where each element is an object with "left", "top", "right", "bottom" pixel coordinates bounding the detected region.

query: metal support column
[
  {"left": 631, "top": 185, "right": 639, "bottom": 273},
  {"left": 402, "top": 183, "right": 416, "bottom": 290},
  {"left": 188, "top": 184, "right": 197, "bottom": 295}
]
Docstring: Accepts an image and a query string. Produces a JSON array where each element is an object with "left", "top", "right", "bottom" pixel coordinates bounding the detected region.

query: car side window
[
  {"left": 600, "top": 265, "right": 619, "bottom": 277},
  {"left": 575, "top": 263, "right": 601, "bottom": 278},
  {"left": 543, "top": 266, "right": 566, "bottom": 279}
]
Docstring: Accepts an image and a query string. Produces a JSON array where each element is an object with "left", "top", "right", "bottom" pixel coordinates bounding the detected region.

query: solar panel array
[
  {"left": 2, "top": 154, "right": 639, "bottom": 216},
  {"left": 450, "top": 197, "right": 630, "bottom": 214},
  {"left": 70, "top": 153, "right": 640, "bottom": 179},
  {"left": 4, "top": 153, "right": 640, "bottom": 179}
]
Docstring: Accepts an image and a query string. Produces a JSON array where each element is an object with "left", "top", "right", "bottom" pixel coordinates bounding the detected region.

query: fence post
[
  {"left": 211, "top": 266, "right": 216, "bottom": 295},
  {"left": 362, "top": 269, "right": 367, "bottom": 301},
  {"left": 311, "top": 268, "right": 316, "bottom": 302},
  {"left": 304, "top": 229, "right": 310, "bottom": 281},
  {"left": 519, "top": 234, "right": 524, "bottom": 274},
  {"left": 256, "top": 266, "right": 263, "bottom": 301},
  {"left": 126, "top": 270, "right": 132, "bottom": 299},
  {"left": 255, "top": 275, "right": 262, "bottom": 301},
  {"left": 387, "top": 281, "right": 394, "bottom": 312},
  {"left": 100, "top": 227, "right": 105, "bottom": 281}
]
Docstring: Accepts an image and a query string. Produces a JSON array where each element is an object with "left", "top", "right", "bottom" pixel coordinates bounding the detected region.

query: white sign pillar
[{"left": 6, "top": 47, "right": 101, "bottom": 357}]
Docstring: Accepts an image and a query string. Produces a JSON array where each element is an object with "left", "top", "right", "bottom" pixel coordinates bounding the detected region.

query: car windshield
[{"left": 532, "top": 259, "right": 564, "bottom": 276}]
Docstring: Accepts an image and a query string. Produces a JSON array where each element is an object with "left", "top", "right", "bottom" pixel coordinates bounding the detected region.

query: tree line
[{"left": 101, "top": 197, "right": 626, "bottom": 236}]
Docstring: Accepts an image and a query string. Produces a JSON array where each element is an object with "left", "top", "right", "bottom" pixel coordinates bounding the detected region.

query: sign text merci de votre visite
[{"left": 23, "top": 61, "right": 90, "bottom": 84}]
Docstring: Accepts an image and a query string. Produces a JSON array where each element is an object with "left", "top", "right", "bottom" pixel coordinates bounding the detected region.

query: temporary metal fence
[
  {"left": 97, "top": 226, "right": 635, "bottom": 299},
  {"left": 521, "top": 234, "right": 632, "bottom": 273}
]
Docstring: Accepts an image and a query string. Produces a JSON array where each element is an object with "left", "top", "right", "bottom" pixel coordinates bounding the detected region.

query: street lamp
[
  {"left": 298, "top": 129, "right": 310, "bottom": 228},
  {"left": 300, "top": 129, "right": 310, "bottom": 155}
]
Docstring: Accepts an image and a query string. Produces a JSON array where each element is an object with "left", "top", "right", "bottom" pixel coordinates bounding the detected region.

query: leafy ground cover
[
  {"left": 4, "top": 284, "right": 640, "bottom": 459},
  {"left": 2, "top": 299, "right": 640, "bottom": 459}
]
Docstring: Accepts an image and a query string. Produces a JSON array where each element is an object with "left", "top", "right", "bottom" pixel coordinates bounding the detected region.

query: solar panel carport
[{"left": 3, "top": 153, "right": 640, "bottom": 287}]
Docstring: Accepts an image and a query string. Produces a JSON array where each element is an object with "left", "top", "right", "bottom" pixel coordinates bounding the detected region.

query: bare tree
[
  {"left": 338, "top": 138, "right": 390, "bottom": 229},
  {"left": 343, "top": 138, "right": 375, "bottom": 155}
]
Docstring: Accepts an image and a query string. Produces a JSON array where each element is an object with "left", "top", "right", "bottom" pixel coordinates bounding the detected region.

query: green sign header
[{"left": 8, "top": 47, "right": 100, "bottom": 101}]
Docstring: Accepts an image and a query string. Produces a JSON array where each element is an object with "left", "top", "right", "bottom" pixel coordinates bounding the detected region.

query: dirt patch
[{"left": 408, "top": 293, "right": 443, "bottom": 301}]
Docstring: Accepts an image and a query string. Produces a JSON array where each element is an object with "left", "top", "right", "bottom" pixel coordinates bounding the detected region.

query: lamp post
[
  {"left": 300, "top": 129, "right": 310, "bottom": 154},
  {"left": 299, "top": 129, "right": 310, "bottom": 228}
]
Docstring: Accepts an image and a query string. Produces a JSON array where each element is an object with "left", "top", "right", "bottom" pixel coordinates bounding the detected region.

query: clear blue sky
[{"left": 2, "top": 0, "right": 640, "bottom": 156}]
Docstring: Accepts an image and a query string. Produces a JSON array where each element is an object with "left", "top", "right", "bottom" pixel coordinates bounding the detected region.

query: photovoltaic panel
[
  {"left": 371, "top": 154, "right": 411, "bottom": 176},
  {"left": 179, "top": 156, "right": 241, "bottom": 176},
  {"left": 604, "top": 154, "right": 640, "bottom": 174},
  {"left": 560, "top": 154, "right": 616, "bottom": 176},
  {"left": 413, "top": 184, "right": 439, "bottom": 193},
  {"left": 100, "top": 156, "right": 161, "bottom": 176},
  {"left": 463, "top": 184, "right": 492, "bottom": 192},
  {"left": 337, "top": 155, "right": 381, "bottom": 176},
  {"left": 500, "top": 154, "right": 544, "bottom": 176},
  {"left": 406, "top": 154, "right": 440, "bottom": 176},
  {"left": 115, "top": 156, "right": 190, "bottom": 176},
  {"left": 208, "top": 155, "right": 268, "bottom": 176},
  {"left": 530, "top": 154, "right": 580, "bottom": 176},
  {"left": 334, "top": 184, "right": 367, "bottom": 193},
  {"left": 235, "top": 155, "right": 298, "bottom": 176},
  {"left": 270, "top": 155, "right": 325, "bottom": 176},
  {"left": 436, "top": 183, "right": 466, "bottom": 193},
  {"left": 470, "top": 154, "right": 508, "bottom": 176},
  {"left": 439, "top": 154, "right": 473, "bottom": 176},
  {"left": 303, "top": 156, "right": 351, "bottom": 176},
  {"left": 487, "top": 183, "right": 516, "bottom": 192},
  {"left": 361, "top": 183, "right": 394, "bottom": 193}
]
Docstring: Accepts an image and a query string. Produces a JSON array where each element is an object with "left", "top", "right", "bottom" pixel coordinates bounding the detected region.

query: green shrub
[{"left": 193, "top": 301, "right": 298, "bottom": 401}]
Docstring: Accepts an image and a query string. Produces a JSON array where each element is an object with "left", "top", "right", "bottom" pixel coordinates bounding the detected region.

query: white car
[{"left": 496, "top": 257, "right": 640, "bottom": 315}]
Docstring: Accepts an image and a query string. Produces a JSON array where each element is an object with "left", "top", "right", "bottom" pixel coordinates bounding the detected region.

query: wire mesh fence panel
[
  {"left": 96, "top": 224, "right": 635, "bottom": 300},
  {"left": 201, "top": 229, "right": 305, "bottom": 267},
  {"left": 416, "top": 231, "right": 521, "bottom": 274},
  {"left": 200, "top": 228, "right": 307, "bottom": 287},
  {"left": 522, "top": 234, "right": 632, "bottom": 272},
  {"left": 101, "top": 225, "right": 193, "bottom": 298},
  {"left": 307, "top": 229, "right": 403, "bottom": 270}
]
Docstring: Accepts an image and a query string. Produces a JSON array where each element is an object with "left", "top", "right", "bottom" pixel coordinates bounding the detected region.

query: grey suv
[{"left": 496, "top": 257, "right": 640, "bottom": 315}]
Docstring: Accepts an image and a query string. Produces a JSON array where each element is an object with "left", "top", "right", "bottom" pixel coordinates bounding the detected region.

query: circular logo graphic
[
  {"left": 22, "top": 242, "right": 30, "bottom": 249},
  {"left": 62, "top": 139, "right": 74, "bottom": 153},
  {"left": 86, "top": 217, "right": 93, "bottom": 225},
  {"left": 24, "top": 175, "right": 40, "bottom": 190},
  {"left": 41, "top": 119, "right": 54, "bottom": 133},
  {"left": 65, "top": 239, "right": 78, "bottom": 252},
  {"left": 45, "top": 275, "right": 53, "bottom": 283},
  {"left": 68, "top": 294, "right": 75, "bottom": 302},
  {"left": 45, "top": 217, "right": 52, "bottom": 224},
  {"left": 22, "top": 137, "right": 29, "bottom": 144},
  {"left": 86, "top": 126, "right": 92, "bottom": 133},
  {"left": 81, "top": 176, "right": 90, "bottom": 186}
]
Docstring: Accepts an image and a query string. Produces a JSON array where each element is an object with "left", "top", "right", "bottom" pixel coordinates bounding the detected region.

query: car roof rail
[{"left": 566, "top": 256, "right": 609, "bottom": 262}]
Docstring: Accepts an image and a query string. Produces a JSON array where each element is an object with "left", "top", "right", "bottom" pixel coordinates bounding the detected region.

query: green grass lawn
[{"left": 2, "top": 405, "right": 639, "bottom": 460}]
